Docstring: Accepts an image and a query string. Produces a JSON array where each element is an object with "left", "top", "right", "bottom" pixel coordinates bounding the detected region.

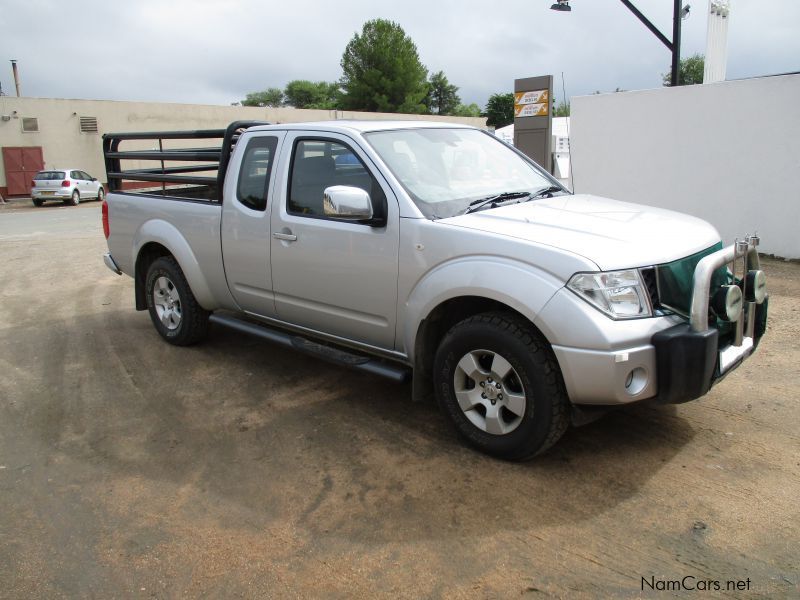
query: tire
[
  {"left": 68, "top": 190, "right": 80, "bottom": 206},
  {"left": 97, "top": 187, "right": 105, "bottom": 202},
  {"left": 433, "top": 312, "right": 569, "bottom": 460},
  {"left": 145, "top": 256, "right": 210, "bottom": 346},
  {"left": 32, "top": 198, "right": 44, "bottom": 207}
]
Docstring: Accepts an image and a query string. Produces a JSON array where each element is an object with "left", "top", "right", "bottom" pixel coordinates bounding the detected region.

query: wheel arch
[
  {"left": 405, "top": 259, "right": 564, "bottom": 402},
  {"left": 134, "top": 242, "right": 172, "bottom": 310},
  {"left": 132, "top": 220, "right": 217, "bottom": 311}
]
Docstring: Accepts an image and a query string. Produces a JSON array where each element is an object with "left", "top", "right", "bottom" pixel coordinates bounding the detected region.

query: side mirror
[
  {"left": 92, "top": 178, "right": 98, "bottom": 182},
  {"left": 323, "top": 186, "right": 373, "bottom": 221}
]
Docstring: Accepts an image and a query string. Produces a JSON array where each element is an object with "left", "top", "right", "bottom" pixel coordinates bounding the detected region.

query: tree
[
  {"left": 554, "top": 100, "right": 570, "bottom": 117},
  {"left": 453, "top": 103, "right": 482, "bottom": 117},
  {"left": 284, "top": 80, "right": 340, "bottom": 109},
  {"left": 339, "top": 19, "right": 429, "bottom": 114},
  {"left": 663, "top": 54, "right": 705, "bottom": 86},
  {"left": 484, "top": 93, "right": 514, "bottom": 128},
  {"left": 241, "top": 87, "right": 284, "bottom": 107},
  {"left": 426, "top": 71, "right": 461, "bottom": 115}
]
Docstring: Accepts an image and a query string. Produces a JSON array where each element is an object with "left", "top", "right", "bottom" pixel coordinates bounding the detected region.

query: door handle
[{"left": 273, "top": 232, "right": 297, "bottom": 242}]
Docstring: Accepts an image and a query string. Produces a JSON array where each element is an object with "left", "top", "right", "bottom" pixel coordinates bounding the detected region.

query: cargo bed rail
[{"left": 102, "top": 120, "right": 269, "bottom": 202}]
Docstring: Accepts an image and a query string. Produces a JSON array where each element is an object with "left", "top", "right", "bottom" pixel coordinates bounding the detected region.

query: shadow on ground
[{"left": 4, "top": 307, "right": 695, "bottom": 546}]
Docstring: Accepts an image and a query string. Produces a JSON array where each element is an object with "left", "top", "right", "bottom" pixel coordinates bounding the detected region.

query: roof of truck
[{"left": 247, "top": 120, "right": 477, "bottom": 135}]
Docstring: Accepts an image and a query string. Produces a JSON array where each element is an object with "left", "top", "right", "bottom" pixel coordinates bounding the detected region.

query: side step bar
[{"left": 209, "top": 313, "right": 411, "bottom": 383}]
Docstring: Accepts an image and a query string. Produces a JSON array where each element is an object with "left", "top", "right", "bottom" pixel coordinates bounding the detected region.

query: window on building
[{"left": 21, "top": 117, "right": 39, "bottom": 132}]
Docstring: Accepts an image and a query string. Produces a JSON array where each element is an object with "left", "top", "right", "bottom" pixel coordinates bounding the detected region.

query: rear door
[
  {"left": 220, "top": 131, "right": 286, "bottom": 317},
  {"left": 269, "top": 131, "right": 400, "bottom": 350},
  {"left": 80, "top": 171, "right": 99, "bottom": 197},
  {"left": 70, "top": 170, "right": 87, "bottom": 198}
]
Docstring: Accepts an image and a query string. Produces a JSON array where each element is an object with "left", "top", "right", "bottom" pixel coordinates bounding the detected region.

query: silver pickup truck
[{"left": 101, "top": 120, "right": 768, "bottom": 459}]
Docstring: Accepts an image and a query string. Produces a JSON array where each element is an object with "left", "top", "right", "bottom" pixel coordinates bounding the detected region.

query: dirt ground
[{"left": 1, "top": 201, "right": 798, "bottom": 599}]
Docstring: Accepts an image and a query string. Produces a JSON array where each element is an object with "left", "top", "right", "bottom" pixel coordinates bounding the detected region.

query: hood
[{"left": 438, "top": 194, "right": 721, "bottom": 271}]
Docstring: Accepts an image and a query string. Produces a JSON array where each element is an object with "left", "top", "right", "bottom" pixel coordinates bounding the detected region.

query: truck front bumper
[
  {"left": 651, "top": 237, "right": 768, "bottom": 404},
  {"left": 543, "top": 237, "right": 768, "bottom": 406}
]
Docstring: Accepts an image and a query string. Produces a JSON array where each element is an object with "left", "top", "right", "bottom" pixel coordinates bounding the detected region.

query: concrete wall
[
  {"left": 0, "top": 97, "right": 485, "bottom": 196},
  {"left": 570, "top": 73, "right": 800, "bottom": 259}
]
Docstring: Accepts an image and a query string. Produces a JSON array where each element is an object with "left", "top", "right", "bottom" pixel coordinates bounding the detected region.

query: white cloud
[{"left": 1, "top": 0, "right": 797, "bottom": 108}]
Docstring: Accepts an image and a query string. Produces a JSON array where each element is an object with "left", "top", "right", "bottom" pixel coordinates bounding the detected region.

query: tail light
[
  {"left": 31, "top": 179, "right": 36, "bottom": 187},
  {"left": 102, "top": 199, "right": 110, "bottom": 239},
  {"left": 61, "top": 180, "right": 70, "bottom": 187}
]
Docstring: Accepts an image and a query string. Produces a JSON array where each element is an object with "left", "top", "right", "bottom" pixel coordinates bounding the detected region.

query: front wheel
[
  {"left": 434, "top": 312, "right": 569, "bottom": 460},
  {"left": 97, "top": 187, "right": 105, "bottom": 202},
  {"left": 145, "top": 256, "right": 210, "bottom": 345}
]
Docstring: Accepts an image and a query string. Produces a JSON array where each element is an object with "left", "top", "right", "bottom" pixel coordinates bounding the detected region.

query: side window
[
  {"left": 236, "top": 136, "right": 279, "bottom": 211},
  {"left": 288, "top": 138, "right": 386, "bottom": 218},
  {"left": 80, "top": 171, "right": 92, "bottom": 180},
  {"left": 70, "top": 170, "right": 81, "bottom": 180}
]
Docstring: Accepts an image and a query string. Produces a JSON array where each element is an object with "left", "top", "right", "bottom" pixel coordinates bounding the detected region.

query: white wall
[
  {"left": 0, "top": 97, "right": 485, "bottom": 193},
  {"left": 570, "top": 74, "right": 800, "bottom": 259}
]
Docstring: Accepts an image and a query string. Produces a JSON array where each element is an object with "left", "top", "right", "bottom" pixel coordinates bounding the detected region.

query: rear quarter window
[{"left": 236, "top": 136, "right": 279, "bottom": 211}]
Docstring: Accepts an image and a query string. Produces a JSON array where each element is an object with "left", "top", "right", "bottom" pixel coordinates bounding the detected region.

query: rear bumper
[
  {"left": 103, "top": 252, "right": 122, "bottom": 275},
  {"left": 32, "top": 189, "right": 71, "bottom": 199}
]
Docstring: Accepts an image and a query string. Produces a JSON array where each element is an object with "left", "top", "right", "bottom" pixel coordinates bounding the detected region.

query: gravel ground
[{"left": 1, "top": 201, "right": 798, "bottom": 598}]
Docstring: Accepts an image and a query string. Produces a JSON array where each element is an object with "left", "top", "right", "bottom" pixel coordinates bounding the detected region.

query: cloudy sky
[{"left": 1, "top": 0, "right": 798, "bottom": 108}]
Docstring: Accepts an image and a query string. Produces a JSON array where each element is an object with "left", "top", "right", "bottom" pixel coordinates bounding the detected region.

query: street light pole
[
  {"left": 618, "top": 0, "right": 682, "bottom": 85},
  {"left": 670, "top": 0, "right": 682, "bottom": 86},
  {"left": 553, "top": 1, "right": 686, "bottom": 86}
]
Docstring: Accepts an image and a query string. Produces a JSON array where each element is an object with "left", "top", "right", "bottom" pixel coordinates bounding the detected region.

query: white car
[{"left": 31, "top": 169, "right": 105, "bottom": 206}]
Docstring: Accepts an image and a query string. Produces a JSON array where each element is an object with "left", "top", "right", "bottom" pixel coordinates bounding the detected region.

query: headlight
[{"left": 567, "top": 269, "right": 652, "bottom": 320}]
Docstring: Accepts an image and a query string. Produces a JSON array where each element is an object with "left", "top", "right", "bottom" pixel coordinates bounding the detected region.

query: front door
[
  {"left": 2, "top": 146, "right": 44, "bottom": 196},
  {"left": 269, "top": 132, "right": 399, "bottom": 350},
  {"left": 221, "top": 131, "right": 286, "bottom": 317}
]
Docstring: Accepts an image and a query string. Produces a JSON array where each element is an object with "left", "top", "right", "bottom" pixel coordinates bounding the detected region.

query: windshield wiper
[
  {"left": 463, "top": 191, "right": 533, "bottom": 214},
  {"left": 528, "top": 185, "right": 564, "bottom": 199}
]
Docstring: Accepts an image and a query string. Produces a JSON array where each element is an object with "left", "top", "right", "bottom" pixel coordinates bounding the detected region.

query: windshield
[{"left": 364, "top": 128, "right": 559, "bottom": 218}]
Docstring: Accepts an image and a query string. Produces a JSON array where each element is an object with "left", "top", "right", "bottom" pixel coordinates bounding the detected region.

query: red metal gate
[{"left": 2, "top": 146, "right": 44, "bottom": 196}]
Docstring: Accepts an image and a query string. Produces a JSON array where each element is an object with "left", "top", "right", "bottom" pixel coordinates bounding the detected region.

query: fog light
[
  {"left": 746, "top": 270, "right": 767, "bottom": 304},
  {"left": 712, "top": 285, "right": 743, "bottom": 322},
  {"left": 624, "top": 367, "right": 647, "bottom": 396}
]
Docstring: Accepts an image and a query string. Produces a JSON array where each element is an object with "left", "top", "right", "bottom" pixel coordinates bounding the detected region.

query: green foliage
[
  {"left": 484, "top": 93, "right": 514, "bottom": 128},
  {"left": 663, "top": 54, "right": 705, "bottom": 86},
  {"left": 452, "top": 103, "right": 482, "bottom": 117},
  {"left": 339, "top": 19, "right": 429, "bottom": 114},
  {"left": 284, "top": 80, "right": 340, "bottom": 109},
  {"left": 426, "top": 71, "right": 461, "bottom": 115},
  {"left": 241, "top": 87, "right": 284, "bottom": 107},
  {"left": 554, "top": 100, "right": 570, "bottom": 117}
]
